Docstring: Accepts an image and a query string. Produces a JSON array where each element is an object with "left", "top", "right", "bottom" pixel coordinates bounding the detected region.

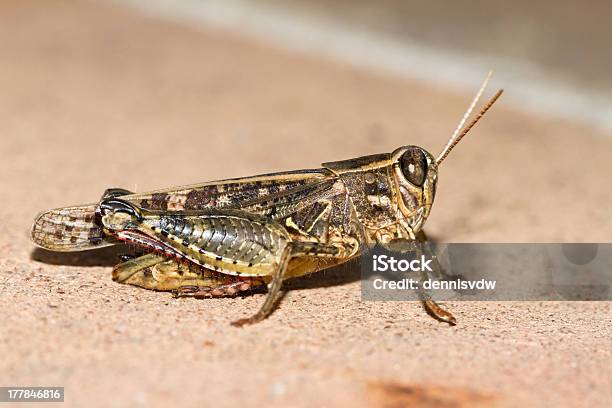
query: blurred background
[
  {"left": 2, "top": 0, "right": 610, "bottom": 240},
  {"left": 1, "top": 1, "right": 611, "bottom": 407},
  {"left": 126, "top": 0, "right": 612, "bottom": 131}
]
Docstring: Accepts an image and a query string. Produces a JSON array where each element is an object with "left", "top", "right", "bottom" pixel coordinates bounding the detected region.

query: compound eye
[{"left": 400, "top": 147, "right": 428, "bottom": 187}]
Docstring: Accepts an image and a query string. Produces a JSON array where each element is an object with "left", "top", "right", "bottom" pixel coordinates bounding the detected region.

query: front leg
[
  {"left": 416, "top": 231, "right": 456, "bottom": 325},
  {"left": 389, "top": 232, "right": 456, "bottom": 325}
]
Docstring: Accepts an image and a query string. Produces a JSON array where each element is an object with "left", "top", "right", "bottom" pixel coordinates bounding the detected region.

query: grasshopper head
[
  {"left": 391, "top": 80, "right": 503, "bottom": 239},
  {"left": 324, "top": 76, "right": 502, "bottom": 244},
  {"left": 390, "top": 146, "right": 438, "bottom": 235},
  {"left": 391, "top": 78, "right": 503, "bottom": 240}
]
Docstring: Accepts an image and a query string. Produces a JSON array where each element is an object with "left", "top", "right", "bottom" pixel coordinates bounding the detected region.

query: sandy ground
[{"left": 0, "top": 1, "right": 611, "bottom": 407}]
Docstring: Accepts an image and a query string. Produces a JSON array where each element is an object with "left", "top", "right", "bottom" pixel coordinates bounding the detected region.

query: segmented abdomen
[{"left": 146, "top": 213, "right": 290, "bottom": 276}]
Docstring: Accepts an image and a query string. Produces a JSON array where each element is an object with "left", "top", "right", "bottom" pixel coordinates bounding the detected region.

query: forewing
[
  {"left": 128, "top": 168, "right": 336, "bottom": 213},
  {"left": 31, "top": 169, "right": 338, "bottom": 251},
  {"left": 31, "top": 204, "right": 112, "bottom": 251}
]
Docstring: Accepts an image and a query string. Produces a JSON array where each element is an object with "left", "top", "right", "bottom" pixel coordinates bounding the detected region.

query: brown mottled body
[{"left": 31, "top": 77, "right": 502, "bottom": 326}]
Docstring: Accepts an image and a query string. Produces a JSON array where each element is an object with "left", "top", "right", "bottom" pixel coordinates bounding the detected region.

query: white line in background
[{"left": 114, "top": 0, "right": 612, "bottom": 134}]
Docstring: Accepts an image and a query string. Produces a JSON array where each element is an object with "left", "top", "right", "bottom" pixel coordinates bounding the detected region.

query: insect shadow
[
  {"left": 31, "top": 245, "right": 131, "bottom": 267},
  {"left": 284, "top": 257, "right": 362, "bottom": 291}
]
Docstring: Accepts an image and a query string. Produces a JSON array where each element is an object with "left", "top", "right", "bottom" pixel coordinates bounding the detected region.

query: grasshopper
[{"left": 31, "top": 74, "right": 502, "bottom": 326}]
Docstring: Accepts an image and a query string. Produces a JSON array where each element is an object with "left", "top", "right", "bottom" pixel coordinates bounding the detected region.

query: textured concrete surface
[{"left": 0, "top": 1, "right": 610, "bottom": 407}]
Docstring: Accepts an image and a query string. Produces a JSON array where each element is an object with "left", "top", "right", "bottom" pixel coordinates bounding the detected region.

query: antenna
[{"left": 436, "top": 71, "right": 503, "bottom": 165}]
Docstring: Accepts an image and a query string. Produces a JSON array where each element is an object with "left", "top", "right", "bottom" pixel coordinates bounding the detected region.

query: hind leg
[
  {"left": 388, "top": 234, "right": 456, "bottom": 325},
  {"left": 112, "top": 253, "right": 166, "bottom": 283},
  {"left": 112, "top": 253, "right": 265, "bottom": 294},
  {"left": 112, "top": 253, "right": 189, "bottom": 290}
]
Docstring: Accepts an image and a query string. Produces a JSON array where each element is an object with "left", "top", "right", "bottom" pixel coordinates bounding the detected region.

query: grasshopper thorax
[{"left": 323, "top": 145, "right": 437, "bottom": 244}]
